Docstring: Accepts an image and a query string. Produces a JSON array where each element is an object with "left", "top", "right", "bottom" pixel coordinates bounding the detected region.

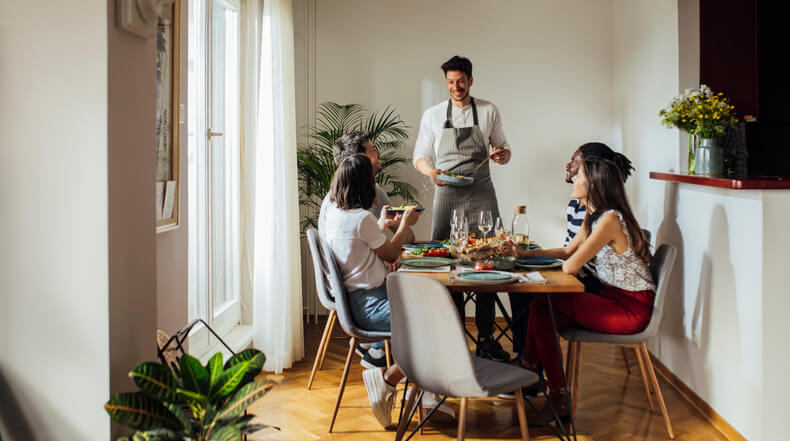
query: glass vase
[{"left": 688, "top": 133, "right": 698, "bottom": 175}]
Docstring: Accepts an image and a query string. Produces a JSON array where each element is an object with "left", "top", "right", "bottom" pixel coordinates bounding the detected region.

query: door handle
[{"left": 208, "top": 129, "right": 224, "bottom": 140}]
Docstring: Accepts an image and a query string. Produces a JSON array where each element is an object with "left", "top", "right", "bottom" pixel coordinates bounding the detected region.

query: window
[{"left": 188, "top": 0, "right": 242, "bottom": 357}]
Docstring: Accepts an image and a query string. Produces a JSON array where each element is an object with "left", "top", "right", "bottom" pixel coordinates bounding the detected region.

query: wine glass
[
  {"left": 478, "top": 210, "right": 493, "bottom": 240},
  {"left": 494, "top": 217, "right": 507, "bottom": 241}
]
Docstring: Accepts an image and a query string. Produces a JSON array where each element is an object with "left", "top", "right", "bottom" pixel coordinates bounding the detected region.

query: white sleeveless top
[{"left": 591, "top": 210, "right": 656, "bottom": 292}]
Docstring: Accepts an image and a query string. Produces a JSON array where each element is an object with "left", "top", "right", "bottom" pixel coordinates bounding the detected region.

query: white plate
[{"left": 437, "top": 174, "right": 475, "bottom": 186}]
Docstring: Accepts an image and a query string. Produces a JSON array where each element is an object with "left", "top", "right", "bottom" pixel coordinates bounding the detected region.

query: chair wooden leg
[
  {"left": 565, "top": 339, "right": 577, "bottom": 396},
  {"left": 328, "top": 337, "right": 355, "bottom": 433},
  {"left": 640, "top": 343, "right": 675, "bottom": 439},
  {"left": 417, "top": 393, "right": 424, "bottom": 434},
  {"left": 318, "top": 311, "right": 337, "bottom": 370},
  {"left": 307, "top": 310, "right": 336, "bottom": 389},
  {"left": 385, "top": 339, "right": 392, "bottom": 369},
  {"left": 395, "top": 385, "right": 421, "bottom": 441},
  {"left": 457, "top": 397, "right": 468, "bottom": 441},
  {"left": 570, "top": 342, "right": 582, "bottom": 416},
  {"left": 515, "top": 388, "right": 531, "bottom": 441},
  {"left": 620, "top": 346, "right": 631, "bottom": 375},
  {"left": 633, "top": 344, "right": 655, "bottom": 412}
]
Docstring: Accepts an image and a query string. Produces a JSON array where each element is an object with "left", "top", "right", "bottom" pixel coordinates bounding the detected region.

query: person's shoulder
[{"left": 422, "top": 100, "right": 448, "bottom": 118}]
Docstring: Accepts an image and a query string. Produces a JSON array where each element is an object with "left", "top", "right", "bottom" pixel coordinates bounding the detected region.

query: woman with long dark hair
[{"left": 502, "top": 156, "right": 655, "bottom": 419}]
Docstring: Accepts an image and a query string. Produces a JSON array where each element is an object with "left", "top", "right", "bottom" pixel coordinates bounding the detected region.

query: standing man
[{"left": 413, "top": 55, "right": 511, "bottom": 362}]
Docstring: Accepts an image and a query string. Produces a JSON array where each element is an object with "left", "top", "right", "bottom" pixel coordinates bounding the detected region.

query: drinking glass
[
  {"left": 478, "top": 210, "right": 493, "bottom": 240},
  {"left": 494, "top": 216, "right": 507, "bottom": 240}
]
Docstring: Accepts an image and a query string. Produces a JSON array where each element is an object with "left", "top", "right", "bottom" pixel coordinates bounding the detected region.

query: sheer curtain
[{"left": 241, "top": 0, "right": 303, "bottom": 374}]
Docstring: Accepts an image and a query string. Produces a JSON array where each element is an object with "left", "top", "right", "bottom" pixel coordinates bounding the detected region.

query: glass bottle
[{"left": 511, "top": 205, "right": 530, "bottom": 246}]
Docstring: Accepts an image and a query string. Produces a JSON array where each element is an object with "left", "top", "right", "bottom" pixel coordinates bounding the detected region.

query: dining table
[{"left": 397, "top": 247, "right": 584, "bottom": 441}]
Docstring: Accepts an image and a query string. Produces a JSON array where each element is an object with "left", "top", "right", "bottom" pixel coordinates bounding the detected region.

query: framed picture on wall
[{"left": 156, "top": 0, "right": 181, "bottom": 232}]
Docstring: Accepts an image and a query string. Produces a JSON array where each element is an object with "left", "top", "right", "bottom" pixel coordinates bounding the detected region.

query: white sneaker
[
  {"left": 404, "top": 389, "right": 456, "bottom": 424},
  {"left": 362, "top": 368, "right": 395, "bottom": 429}
]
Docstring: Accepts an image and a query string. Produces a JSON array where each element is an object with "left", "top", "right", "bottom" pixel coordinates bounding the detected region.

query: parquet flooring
[{"left": 247, "top": 318, "right": 729, "bottom": 441}]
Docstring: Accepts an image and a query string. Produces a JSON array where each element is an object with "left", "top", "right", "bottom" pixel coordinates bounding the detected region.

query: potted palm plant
[{"left": 297, "top": 102, "right": 419, "bottom": 232}]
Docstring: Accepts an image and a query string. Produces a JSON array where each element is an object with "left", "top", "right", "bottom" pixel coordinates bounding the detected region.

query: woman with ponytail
[{"left": 502, "top": 156, "right": 654, "bottom": 420}]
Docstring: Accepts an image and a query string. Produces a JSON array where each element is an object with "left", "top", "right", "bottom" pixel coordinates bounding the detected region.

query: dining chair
[
  {"left": 305, "top": 228, "right": 338, "bottom": 390},
  {"left": 387, "top": 272, "right": 539, "bottom": 441},
  {"left": 318, "top": 233, "right": 392, "bottom": 433},
  {"left": 618, "top": 228, "right": 653, "bottom": 375},
  {"left": 561, "top": 244, "right": 676, "bottom": 439}
]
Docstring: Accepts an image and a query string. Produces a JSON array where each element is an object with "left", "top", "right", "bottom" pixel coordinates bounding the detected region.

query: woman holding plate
[{"left": 501, "top": 156, "right": 655, "bottom": 420}]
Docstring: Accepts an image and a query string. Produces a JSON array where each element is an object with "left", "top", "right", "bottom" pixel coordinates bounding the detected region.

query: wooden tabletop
[{"left": 401, "top": 269, "right": 584, "bottom": 293}]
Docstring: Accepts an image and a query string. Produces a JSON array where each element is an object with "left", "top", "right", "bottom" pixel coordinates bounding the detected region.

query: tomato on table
[{"left": 473, "top": 261, "right": 494, "bottom": 271}]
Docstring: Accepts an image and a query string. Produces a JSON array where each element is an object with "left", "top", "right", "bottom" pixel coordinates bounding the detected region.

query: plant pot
[{"left": 695, "top": 138, "right": 724, "bottom": 177}]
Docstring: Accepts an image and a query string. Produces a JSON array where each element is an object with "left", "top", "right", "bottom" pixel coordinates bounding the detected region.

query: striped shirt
[{"left": 565, "top": 199, "right": 596, "bottom": 279}]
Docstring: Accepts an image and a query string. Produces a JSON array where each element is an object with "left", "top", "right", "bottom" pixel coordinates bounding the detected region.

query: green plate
[
  {"left": 456, "top": 270, "right": 517, "bottom": 285},
  {"left": 515, "top": 258, "right": 564, "bottom": 270},
  {"left": 400, "top": 257, "right": 455, "bottom": 268}
]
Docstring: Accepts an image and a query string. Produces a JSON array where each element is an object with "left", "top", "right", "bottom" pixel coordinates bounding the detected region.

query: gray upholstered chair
[
  {"left": 305, "top": 228, "right": 339, "bottom": 390},
  {"left": 318, "top": 232, "right": 392, "bottom": 433},
  {"left": 618, "top": 228, "right": 654, "bottom": 374},
  {"left": 561, "top": 244, "right": 677, "bottom": 439},
  {"left": 387, "top": 272, "right": 539, "bottom": 441}
]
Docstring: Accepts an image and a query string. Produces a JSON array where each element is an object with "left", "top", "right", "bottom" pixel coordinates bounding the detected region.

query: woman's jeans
[{"left": 347, "top": 283, "right": 390, "bottom": 349}]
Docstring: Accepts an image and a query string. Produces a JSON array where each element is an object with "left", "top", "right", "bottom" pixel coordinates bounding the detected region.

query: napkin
[
  {"left": 398, "top": 265, "right": 450, "bottom": 273},
  {"left": 518, "top": 271, "right": 548, "bottom": 284}
]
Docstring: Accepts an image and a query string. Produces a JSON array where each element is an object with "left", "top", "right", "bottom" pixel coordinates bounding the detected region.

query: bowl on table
[{"left": 490, "top": 256, "right": 516, "bottom": 270}]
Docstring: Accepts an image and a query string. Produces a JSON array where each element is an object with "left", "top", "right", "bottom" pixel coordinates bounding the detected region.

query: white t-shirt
[
  {"left": 413, "top": 97, "right": 510, "bottom": 167},
  {"left": 318, "top": 184, "right": 391, "bottom": 233},
  {"left": 322, "top": 205, "right": 388, "bottom": 291}
]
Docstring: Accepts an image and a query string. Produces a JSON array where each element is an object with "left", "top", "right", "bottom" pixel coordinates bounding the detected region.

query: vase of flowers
[{"left": 659, "top": 85, "right": 737, "bottom": 176}]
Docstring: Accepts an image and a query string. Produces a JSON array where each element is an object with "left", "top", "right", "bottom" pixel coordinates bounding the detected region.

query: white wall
[
  {"left": 613, "top": 1, "right": 790, "bottom": 439},
  {"left": 0, "top": 1, "right": 111, "bottom": 440}
]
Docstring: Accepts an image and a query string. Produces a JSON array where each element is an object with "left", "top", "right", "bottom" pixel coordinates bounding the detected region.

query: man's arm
[
  {"left": 413, "top": 109, "right": 446, "bottom": 185},
  {"left": 488, "top": 104, "right": 511, "bottom": 164},
  {"left": 415, "top": 157, "right": 445, "bottom": 187}
]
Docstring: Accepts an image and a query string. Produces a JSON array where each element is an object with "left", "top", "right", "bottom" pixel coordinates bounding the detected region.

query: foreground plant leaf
[
  {"left": 105, "top": 392, "right": 180, "bottom": 430},
  {"left": 130, "top": 362, "right": 179, "bottom": 403}
]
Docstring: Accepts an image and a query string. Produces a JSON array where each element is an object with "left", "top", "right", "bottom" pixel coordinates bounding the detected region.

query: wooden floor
[{"left": 247, "top": 318, "right": 729, "bottom": 441}]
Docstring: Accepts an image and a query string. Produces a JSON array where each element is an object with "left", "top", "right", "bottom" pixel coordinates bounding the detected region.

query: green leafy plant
[
  {"left": 105, "top": 349, "right": 274, "bottom": 441},
  {"left": 297, "top": 102, "right": 419, "bottom": 232}
]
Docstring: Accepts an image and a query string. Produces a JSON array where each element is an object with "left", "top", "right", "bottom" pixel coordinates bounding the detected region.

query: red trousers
[{"left": 524, "top": 285, "right": 655, "bottom": 390}]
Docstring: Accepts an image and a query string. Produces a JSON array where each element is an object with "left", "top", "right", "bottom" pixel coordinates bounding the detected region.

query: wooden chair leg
[
  {"left": 565, "top": 339, "right": 577, "bottom": 396},
  {"left": 417, "top": 393, "right": 424, "bottom": 434},
  {"left": 318, "top": 311, "right": 337, "bottom": 370},
  {"left": 570, "top": 342, "right": 582, "bottom": 416},
  {"left": 620, "top": 346, "right": 631, "bottom": 375},
  {"left": 385, "top": 339, "right": 392, "bottom": 369},
  {"left": 457, "top": 397, "right": 468, "bottom": 441},
  {"left": 515, "top": 388, "right": 531, "bottom": 441},
  {"left": 395, "top": 385, "right": 421, "bottom": 441},
  {"left": 328, "top": 337, "right": 355, "bottom": 433},
  {"left": 307, "top": 310, "right": 336, "bottom": 389},
  {"left": 633, "top": 344, "right": 655, "bottom": 412},
  {"left": 640, "top": 343, "right": 675, "bottom": 439}
]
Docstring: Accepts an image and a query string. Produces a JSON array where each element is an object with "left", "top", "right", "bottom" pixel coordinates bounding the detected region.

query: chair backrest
[
  {"left": 386, "top": 273, "right": 486, "bottom": 397},
  {"left": 305, "top": 228, "right": 335, "bottom": 311},
  {"left": 318, "top": 232, "right": 390, "bottom": 341},
  {"left": 642, "top": 228, "right": 652, "bottom": 244},
  {"left": 639, "top": 244, "right": 677, "bottom": 338}
]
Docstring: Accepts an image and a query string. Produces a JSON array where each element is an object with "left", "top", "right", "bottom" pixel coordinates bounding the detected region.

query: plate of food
[
  {"left": 402, "top": 242, "right": 443, "bottom": 250},
  {"left": 386, "top": 205, "right": 425, "bottom": 214},
  {"left": 515, "top": 257, "right": 564, "bottom": 269},
  {"left": 405, "top": 246, "right": 450, "bottom": 258},
  {"left": 400, "top": 257, "right": 455, "bottom": 268},
  {"left": 437, "top": 172, "right": 475, "bottom": 186},
  {"left": 456, "top": 270, "right": 517, "bottom": 285}
]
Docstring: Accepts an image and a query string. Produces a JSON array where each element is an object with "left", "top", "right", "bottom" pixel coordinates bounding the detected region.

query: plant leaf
[
  {"left": 164, "top": 403, "right": 196, "bottom": 434},
  {"left": 117, "top": 428, "right": 180, "bottom": 441},
  {"left": 217, "top": 380, "right": 275, "bottom": 419},
  {"left": 175, "top": 388, "right": 208, "bottom": 403},
  {"left": 210, "top": 360, "right": 250, "bottom": 401},
  {"left": 129, "top": 362, "right": 179, "bottom": 403},
  {"left": 105, "top": 392, "right": 181, "bottom": 431},
  {"left": 206, "top": 352, "right": 224, "bottom": 391},
  {"left": 224, "top": 348, "right": 266, "bottom": 385},
  {"left": 206, "top": 424, "right": 242, "bottom": 441},
  {"left": 178, "top": 353, "right": 210, "bottom": 396}
]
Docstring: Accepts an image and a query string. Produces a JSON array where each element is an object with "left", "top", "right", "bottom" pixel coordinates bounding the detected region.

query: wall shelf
[{"left": 649, "top": 171, "right": 790, "bottom": 190}]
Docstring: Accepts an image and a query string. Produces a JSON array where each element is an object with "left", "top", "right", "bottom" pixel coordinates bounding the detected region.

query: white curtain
[{"left": 241, "top": 0, "right": 304, "bottom": 374}]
